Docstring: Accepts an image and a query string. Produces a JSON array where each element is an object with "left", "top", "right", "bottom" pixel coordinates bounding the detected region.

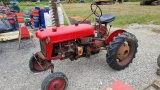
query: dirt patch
[{"left": 152, "top": 28, "right": 160, "bottom": 33}]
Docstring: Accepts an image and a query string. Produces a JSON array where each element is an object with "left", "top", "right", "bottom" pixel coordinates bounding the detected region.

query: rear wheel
[
  {"left": 41, "top": 72, "right": 68, "bottom": 90},
  {"left": 106, "top": 32, "right": 138, "bottom": 70},
  {"left": 29, "top": 55, "right": 51, "bottom": 73}
]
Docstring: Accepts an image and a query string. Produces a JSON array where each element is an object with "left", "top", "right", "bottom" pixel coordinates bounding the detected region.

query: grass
[
  {"left": 17, "top": 1, "right": 51, "bottom": 11},
  {"left": 17, "top": 2, "right": 160, "bottom": 27}
]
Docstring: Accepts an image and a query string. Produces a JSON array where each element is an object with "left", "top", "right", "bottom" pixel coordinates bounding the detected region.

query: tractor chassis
[{"left": 34, "top": 38, "right": 107, "bottom": 73}]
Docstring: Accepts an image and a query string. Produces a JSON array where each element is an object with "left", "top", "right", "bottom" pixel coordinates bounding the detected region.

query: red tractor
[{"left": 29, "top": 3, "right": 138, "bottom": 90}]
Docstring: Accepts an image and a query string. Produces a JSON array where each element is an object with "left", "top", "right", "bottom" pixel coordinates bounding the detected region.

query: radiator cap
[
  {"left": 52, "top": 27, "right": 57, "bottom": 32},
  {"left": 75, "top": 23, "right": 79, "bottom": 26},
  {"left": 40, "top": 29, "right": 44, "bottom": 31}
]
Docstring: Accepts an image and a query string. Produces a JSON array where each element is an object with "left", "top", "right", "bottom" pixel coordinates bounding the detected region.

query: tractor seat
[{"left": 96, "top": 13, "right": 115, "bottom": 24}]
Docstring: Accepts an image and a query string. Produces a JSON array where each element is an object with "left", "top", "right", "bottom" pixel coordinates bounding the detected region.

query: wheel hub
[
  {"left": 48, "top": 78, "right": 65, "bottom": 90},
  {"left": 117, "top": 41, "right": 130, "bottom": 61}
]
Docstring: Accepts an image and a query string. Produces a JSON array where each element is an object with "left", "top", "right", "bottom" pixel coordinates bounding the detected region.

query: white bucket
[
  {"left": 44, "top": 12, "right": 52, "bottom": 27},
  {"left": 58, "top": 7, "right": 64, "bottom": 25}
]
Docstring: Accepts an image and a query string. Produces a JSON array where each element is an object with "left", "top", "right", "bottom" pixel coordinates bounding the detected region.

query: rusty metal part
[
  {"left": 53, "top": 53, "right": 62, "bottom": 60},
  {"left": 143, "top": 80, "right": 160, "bottom": 90},
  {"left": 80, "top": 37, "right": 92, "bottom": 44},
  {"left": 117, "top": 41, "right": 130, "bottom": 61},
  {"left": 116, "top": 41, "right": 135, "bottom": 66},
  {"left": 69, "top": 54, "right": 75, "bottom": 61},
  {"left": 32, "top": 53, "right": 54, "bottom": 72},
  {"left": 93, "top": 38, "right": 105, "bottom": 41},
  {"left": 94, "top": 39, "right": 105, "bottom": 47},
  {"left": 85, "top": 46, "right": 91, "bottom": 58},
  {"left": 33, "top": 53, "right": 44, "bottom": 70},
  {"left": 51, "top": 0, "right": 60, "bottom": 27},
  {"left": 50, "top": 63, "right": 54, "bottom": 73},
  {"left": 64, "top": 43, "right": 74, "bottom": 52},
  {"left": 35, "top": 52, "right": 55, "bottom": 73},
  {"left": 37, "top": 51, "right": 46, "bottom": 60},
  {"left": 77, "top": 46, "right": 83, "bottom": 57}
]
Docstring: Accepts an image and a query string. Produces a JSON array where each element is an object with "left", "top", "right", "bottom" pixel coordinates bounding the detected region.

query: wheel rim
[
  {"left": 47, "top": 78, "right": 65, "bottom": 90},
  {"left": 117, "top": 41, "right": 135, "bottom": 66}
]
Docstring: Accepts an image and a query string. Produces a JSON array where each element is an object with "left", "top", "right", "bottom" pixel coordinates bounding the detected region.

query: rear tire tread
[{"left": 106, "top": 32, "right": 138, "bottom": 70}]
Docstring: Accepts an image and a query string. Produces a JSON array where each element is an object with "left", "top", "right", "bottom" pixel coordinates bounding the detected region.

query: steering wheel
[{"left": 90, "top": 3, "right": 102, "bottom": 17}]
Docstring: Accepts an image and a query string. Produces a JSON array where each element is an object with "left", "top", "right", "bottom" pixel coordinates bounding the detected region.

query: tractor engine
[
  {"left": 53, "top": 36, "right": 93, "bottom": 61},
  {"left": 36, "top": 24, "right": 97, "bottom": 60}
]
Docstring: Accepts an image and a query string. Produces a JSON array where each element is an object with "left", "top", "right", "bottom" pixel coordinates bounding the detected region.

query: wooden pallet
[{"left": 0, "top": 30, "right": 35, "bottom": 42}]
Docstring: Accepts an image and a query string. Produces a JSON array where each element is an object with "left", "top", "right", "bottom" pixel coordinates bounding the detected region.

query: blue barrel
[
  {"left": 41, "top": 24, "right": 46, "bottom": 28},
  {"left": 33, "top": 16, "right": 39, "bottom": 19},
  {"left": 40, "top": 19, "right": 45, "bottom": 23},
  {"left": 11, "top": 24, "right": 16, "bottom": 30},
  {"left": 7, "top": 18, "right": 16, "bottom": 30},
  {"left": 34, "top": 20, "right": 39, "bottom": 28},
  {"left": 44, "top": 6, "right": 50, "bottom": 13},
  {"left": 39, "top": 9, "right": 45, "bottom": 18},
  {"left": 35, "top": 6, "right": 40, "bottom": 11},
  {"left": 39, "top": 9, "right": 46, "bottom": 28},
  {"left": 30, "top": 14, "right": 33, "bottom": 18},
  {"left": 33, "top": 16, "right": 39, "bottom": 28},
  {"left": 7, "top": 18, "right": 15, "bottom": 24}
]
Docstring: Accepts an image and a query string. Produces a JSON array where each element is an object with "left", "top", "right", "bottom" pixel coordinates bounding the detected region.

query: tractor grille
[{"left": 40, "top": 40, "right": 46, "bottom": 56}]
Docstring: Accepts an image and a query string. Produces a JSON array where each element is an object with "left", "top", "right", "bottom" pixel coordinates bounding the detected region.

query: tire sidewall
[
  {"left": 41, "top": 72, "right": 68, "bottom": 90},
  {"left": 110, "top": 37, "right": 132, "bottom": 68},
  {"left": 29, "top": 55, "right": 44, "bottom": 73},
  {"left": 29, "top": 55, "right": 37, "bottom": 72},
  {"left": 157, "top": 54, "right": 160, "bottom": 67},
  {"left": 107, "top": 32, "right": 138, "bottom": 70}
]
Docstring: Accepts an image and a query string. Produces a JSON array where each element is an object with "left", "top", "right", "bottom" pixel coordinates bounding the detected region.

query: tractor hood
[{"left": 36, "top": 24, "right": 94, "bottom": 43}]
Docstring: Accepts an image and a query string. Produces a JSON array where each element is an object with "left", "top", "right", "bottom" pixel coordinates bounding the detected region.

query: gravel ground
[{"left": 0, "top": 24, "right": 160, "bottom": 90}]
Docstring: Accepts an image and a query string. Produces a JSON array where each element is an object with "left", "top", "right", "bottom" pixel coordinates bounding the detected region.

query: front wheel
[
  {"left": 41, "top": 72, "right": 68, "bottom": 90},
  {"left": 29, "top": 55, "right": 51, "bottom": 73},
  {"left": 106, "top": 32, "right": 138, "bottom": 70}
]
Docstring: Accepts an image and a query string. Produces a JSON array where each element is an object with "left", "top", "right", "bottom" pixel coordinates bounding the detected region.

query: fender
[{"left": 105, "top": 29, "right": 126, "bottom": 44}]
